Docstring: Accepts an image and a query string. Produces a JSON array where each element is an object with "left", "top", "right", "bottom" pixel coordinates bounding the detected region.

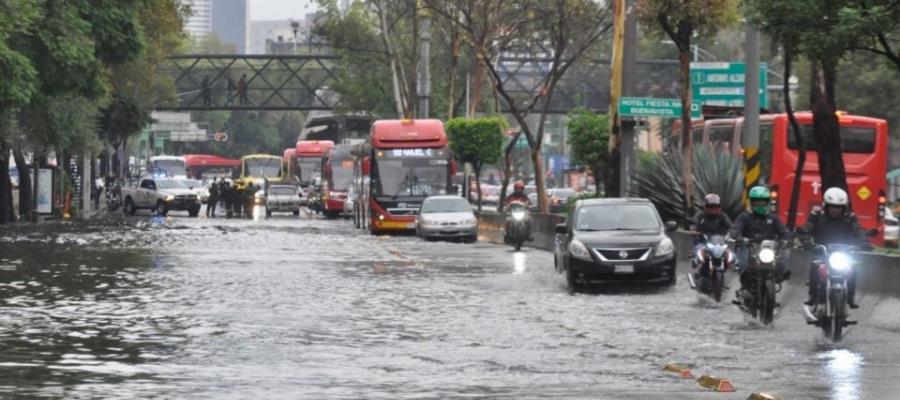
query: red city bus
[
  {"left": 321, "top": 145, "right": 355, "bottom": 218},
  {"left": 183, "top": 154, "right": 240, "bottom": 179},
  {"left": 355, "top": 119, "right": 455, "bottom": 234},
  {"left": 295, "top": 140, "right": 335, "bottom": 187},
  {"left": 678, "top": 112, "right": 889, "bottom": 244}
]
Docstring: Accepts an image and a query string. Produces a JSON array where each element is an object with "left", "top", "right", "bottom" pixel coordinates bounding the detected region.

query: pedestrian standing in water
[{"left": 206, "top": 177, "right": 219, "bottom": 217}]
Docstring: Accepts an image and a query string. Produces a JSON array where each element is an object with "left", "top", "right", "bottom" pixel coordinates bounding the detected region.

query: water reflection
[
  {"left": 821, "top": 349, "right": 863, "bottom": 400},
  {"left": 512, "top": 252, "right": 527, "bottom": 274},
  {"left": 0, "top": 240, "right": 185, "bottom": 397}
]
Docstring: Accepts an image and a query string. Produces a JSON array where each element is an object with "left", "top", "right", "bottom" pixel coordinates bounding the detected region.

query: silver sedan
[{"left": 415, "top": 195, "right": 478, "bottom": 243}]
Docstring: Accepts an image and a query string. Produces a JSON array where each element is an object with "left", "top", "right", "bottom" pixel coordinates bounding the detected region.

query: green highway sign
[
  {"left": 619, "top": 97, "right": 702, "bottom": 119},
  {"left": 690, "top": 62, "right": 767, "bottom": 108}
]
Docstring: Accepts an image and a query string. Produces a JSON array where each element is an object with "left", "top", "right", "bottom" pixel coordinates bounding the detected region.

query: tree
[
  {"left": 636, "top": 0, "right": 738, "bottom": 215},
  {"left": 839, "top": 0, "right": 900, "bottom": 71},
  {"left": 566, "top": 109, "right": 610, "bottom": 195},
  {"left": 430, "top": 0, "right": 612, "bottom": 213},
  {"left": 446, "top": 117, "right": 505, "bottom": 210},
  {"left": 744, "top": 0, "right": 881, "bottom": 193}
]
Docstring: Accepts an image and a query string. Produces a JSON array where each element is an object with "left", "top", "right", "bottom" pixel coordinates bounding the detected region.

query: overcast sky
[{"left": 248, "top": 0, "right": 318, "bottom": 21}]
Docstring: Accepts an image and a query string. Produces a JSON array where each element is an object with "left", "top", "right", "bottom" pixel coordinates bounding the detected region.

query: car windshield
[
  {"left": 375, "top": 155, "right": 448, "bottom": 197},
  {"left": 551, "top": 189, "right": 577, "bottom": 198},
  {"left": 297, "top": 157, "right": 321, "bottom": 183},
  {"left": 151, "top": 160, "right": 186, "bottom": 177},
  {"left": 270, "top": 186, "right": 297, "bottom": 196},
  {"left": 157, "top": 180, "right": 187, "bottom": 189},
  {"left": 422, "top": 198, "right": 471, "bottom": 213},
  {"left": 244, "top": 158, "right": 282, "bottom": 179},
  {"left": 575, "top": 204, "right": 661, "bottom": 231}
]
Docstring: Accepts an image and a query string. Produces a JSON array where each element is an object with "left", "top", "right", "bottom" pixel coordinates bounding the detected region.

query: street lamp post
[{"left": 290, "top": 21, "right": 299, "bottom": 55}]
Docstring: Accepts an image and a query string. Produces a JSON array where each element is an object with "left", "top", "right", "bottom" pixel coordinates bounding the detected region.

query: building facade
[
  {"left": 211, "top": 0, "right": 249, "bottom": 53},
  {"left": 183, "top": 0, "right": 212, "bottom": 35}
]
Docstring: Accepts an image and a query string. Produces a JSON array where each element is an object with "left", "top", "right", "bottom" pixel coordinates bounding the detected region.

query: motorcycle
[
  {"left": 803, "top": 243, "right": 858, "bottom": 342},
  {"left": 504, "top": 202, "right": 531, "bottom": 251},
  {"left": 688, "top": 234, "right": 735, "bottom": 302},
  {"left": 733, "top": 238, "right": 784, "bottom": 324}
]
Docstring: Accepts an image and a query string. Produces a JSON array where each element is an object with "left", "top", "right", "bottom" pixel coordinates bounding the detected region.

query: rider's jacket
[
  {"left": 693, "top": 211, "right": 733, "bottom": 238},
  {"left": 803, "top": 210, "right": 867, "bottom": 246},
  {"left": 731, "top": 211, "right": 792, "bottom": 242},
  {"left": 505, "top": 192, "right": 530, "bottom": 206}
]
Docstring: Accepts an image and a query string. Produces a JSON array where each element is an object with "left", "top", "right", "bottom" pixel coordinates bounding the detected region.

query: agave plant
[{"left": 631, "top": 145, "right": 745, "bottom": 222}]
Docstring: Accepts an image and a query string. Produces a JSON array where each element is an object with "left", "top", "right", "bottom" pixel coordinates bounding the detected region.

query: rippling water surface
[{"left": 1, "top": 216, "right": 899, "bottom": 399}]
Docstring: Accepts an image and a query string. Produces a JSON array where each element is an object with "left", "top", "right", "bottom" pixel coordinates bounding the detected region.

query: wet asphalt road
[{"left": 1, "top": 211, "right": 899, "bottom": 399}]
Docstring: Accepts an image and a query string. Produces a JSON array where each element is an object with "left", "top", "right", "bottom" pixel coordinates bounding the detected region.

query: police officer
[
  {"left": 206, "top": 177, "right": 219, "bottom": 218},
  {"left": 730, "top": 186, "right": 792, "bottom": 290},
  {"left": 802, "top": 187, "right": 870, "bottom": 308}
]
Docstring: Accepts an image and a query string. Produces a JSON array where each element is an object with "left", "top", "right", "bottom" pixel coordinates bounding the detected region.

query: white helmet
[{"left": 823, "top": 187, "right": 849, "bottom": 207}]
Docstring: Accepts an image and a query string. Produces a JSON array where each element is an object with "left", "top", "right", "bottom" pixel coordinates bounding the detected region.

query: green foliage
[
  {"left": 188, "top": 111, "right": 305, "bottom": 158},
  {"left": 637, "top": 0, "right": 739, "bottom": 46},
  {"left": 446, "top": 117, "right": 506, "bottom": 168},
  {"left": 566, "top": 108, "right": 609, "bottom": 191},
  {"left": 631, "top": 145, "right": 745, "bottom": 221},
  {"left": 562, "top": 191, "right": 602, "bottom": 215}
]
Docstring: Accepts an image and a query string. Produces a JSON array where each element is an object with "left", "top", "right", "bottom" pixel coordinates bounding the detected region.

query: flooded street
[{"left": 2, "top": 214, "right": 900, "bottom": 399}]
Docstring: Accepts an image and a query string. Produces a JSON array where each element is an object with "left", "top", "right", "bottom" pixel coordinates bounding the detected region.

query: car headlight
[
  {"left": 462, "top": 218, "right": 477, "bottom": 226},
  {"left": 511, "top": 210, "right": 526, "bottom": 221},
  {"left": 758, "top": 248, "right": 776, "bottom": 264},
  {"left": 655, "top": 237, "right": 674, "bottom": 257},
  {"left": 569, "top": 239, "right": 591, "bottom": 259},
  {"left": 165, "top": 195, "right": 175, "bottom": 202},
  {"left": 828, "top": 252, "right": 852, "bottom": 272}
]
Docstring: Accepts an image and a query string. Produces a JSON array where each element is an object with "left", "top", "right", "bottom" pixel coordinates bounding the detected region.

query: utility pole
[
  {"left": 608, "top": 0, "right": 637, "bottom": 197},
  {"left": 619, "top": 0, "right": 638, "bottom": 196},
  {"left": 743, "top": 23, "right": 761, "bottom": 198},
  {"left": 416, "top": 2, "right": 431, "bottom": 119}
]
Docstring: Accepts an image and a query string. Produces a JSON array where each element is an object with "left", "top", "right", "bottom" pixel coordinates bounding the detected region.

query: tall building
[
  {"left": 182, "top": 0, "right": 212, "bottom": 35},
  {"left": 248, "top": 20, "right": 305, "bottom": 55},
  {"left": 212, "top": 0, "right": 249, "bottom": 53}
]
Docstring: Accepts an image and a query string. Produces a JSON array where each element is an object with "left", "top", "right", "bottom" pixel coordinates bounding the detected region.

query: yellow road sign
[{"left": 857, "top": 185, "right": 872, "bottom": 201}]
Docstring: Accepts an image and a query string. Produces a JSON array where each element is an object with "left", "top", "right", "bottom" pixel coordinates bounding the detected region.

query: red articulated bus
[
  {"left": 321, "top": 145, "right": 355, "bottom": 219},
  {"left": 183, "top": 154, "right": 240, "bottom": 180},
  {"left": 679, "top": 111, "right": 889, "bottom": 245},
  {"left": 354, "top": 119, "right": 455, "bottom": 234},
  {"left": 295, "top": 140, "right": 335, "bottom": 186}
]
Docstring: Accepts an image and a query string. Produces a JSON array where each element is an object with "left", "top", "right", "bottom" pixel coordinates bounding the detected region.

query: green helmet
[{"left": 748, "top": 185, "right": 770, "bottom": 215}]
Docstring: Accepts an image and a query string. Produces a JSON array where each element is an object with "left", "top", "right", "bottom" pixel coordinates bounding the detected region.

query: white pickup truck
[{"left": 122, "top": 178, "right": 202, "bottom": 217}]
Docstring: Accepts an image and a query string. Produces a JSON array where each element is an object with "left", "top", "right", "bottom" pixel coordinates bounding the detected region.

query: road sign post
[
  {"left": 618, "top": 97, "right": 701, "bottom": 119},
  {"left": 690, "top": 62, "right": 768, "bottom": 108}
]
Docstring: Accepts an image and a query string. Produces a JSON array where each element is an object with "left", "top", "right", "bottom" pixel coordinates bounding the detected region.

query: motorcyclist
[
  {"left": 505, "top": 181, "right": 530, "bottom": 208},
  {"left": 691, "top": 193, "right": 733, "bottom": 277},
  {"left": 504, "top": 180, "right": 532, "bottom": 243},
  {"left": 802, "top": 187, "right": 870, "bottom": 308},
  {"left": 729, "top": 186, "right": 792, "bottom": 291}
]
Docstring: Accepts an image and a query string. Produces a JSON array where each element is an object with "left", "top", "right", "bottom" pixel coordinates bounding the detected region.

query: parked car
[
  {"left": 548, "top": 188, "right": 577, "bottom": 213},
  {"left": 121, "top": 177, "right": 201, "bottom": 217},
  {"left": 554, "top": 198, "right": 678, "bottom": 291},
  {"left": 266, "top": 185, "right": 302, "bottom": 216},
  {"left": 885, "top": 207, "right": 898, "bottom": 248},
  {"left": 415, "top": 195, "right": 478, "bottom": 243}
]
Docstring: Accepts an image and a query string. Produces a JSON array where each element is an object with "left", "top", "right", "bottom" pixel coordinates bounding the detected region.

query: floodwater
[{"left": 1, "top": 213, "right": 899, "bottom": 399}]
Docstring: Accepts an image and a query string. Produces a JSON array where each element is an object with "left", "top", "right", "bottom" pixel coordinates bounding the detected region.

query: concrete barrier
[{"left": 477, "top": 211, "right": 563, "bottom": 251}]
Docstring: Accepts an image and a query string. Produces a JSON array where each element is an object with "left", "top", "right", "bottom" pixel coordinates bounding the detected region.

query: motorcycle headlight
[
  {"left": 829, "top": 252, "right": 852, "bottom": 272},
  {"left": 569, "top": 239, "right": 591, "bottom": 259},
  {"left": 656, "top": 237, "right": 674, "bottom": 257},
  {"left": 758, "top": 248, "right": 776, "bottom": 264},
  {"left": 511, "top": 210, "right": 526, "bottom": 221}
]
